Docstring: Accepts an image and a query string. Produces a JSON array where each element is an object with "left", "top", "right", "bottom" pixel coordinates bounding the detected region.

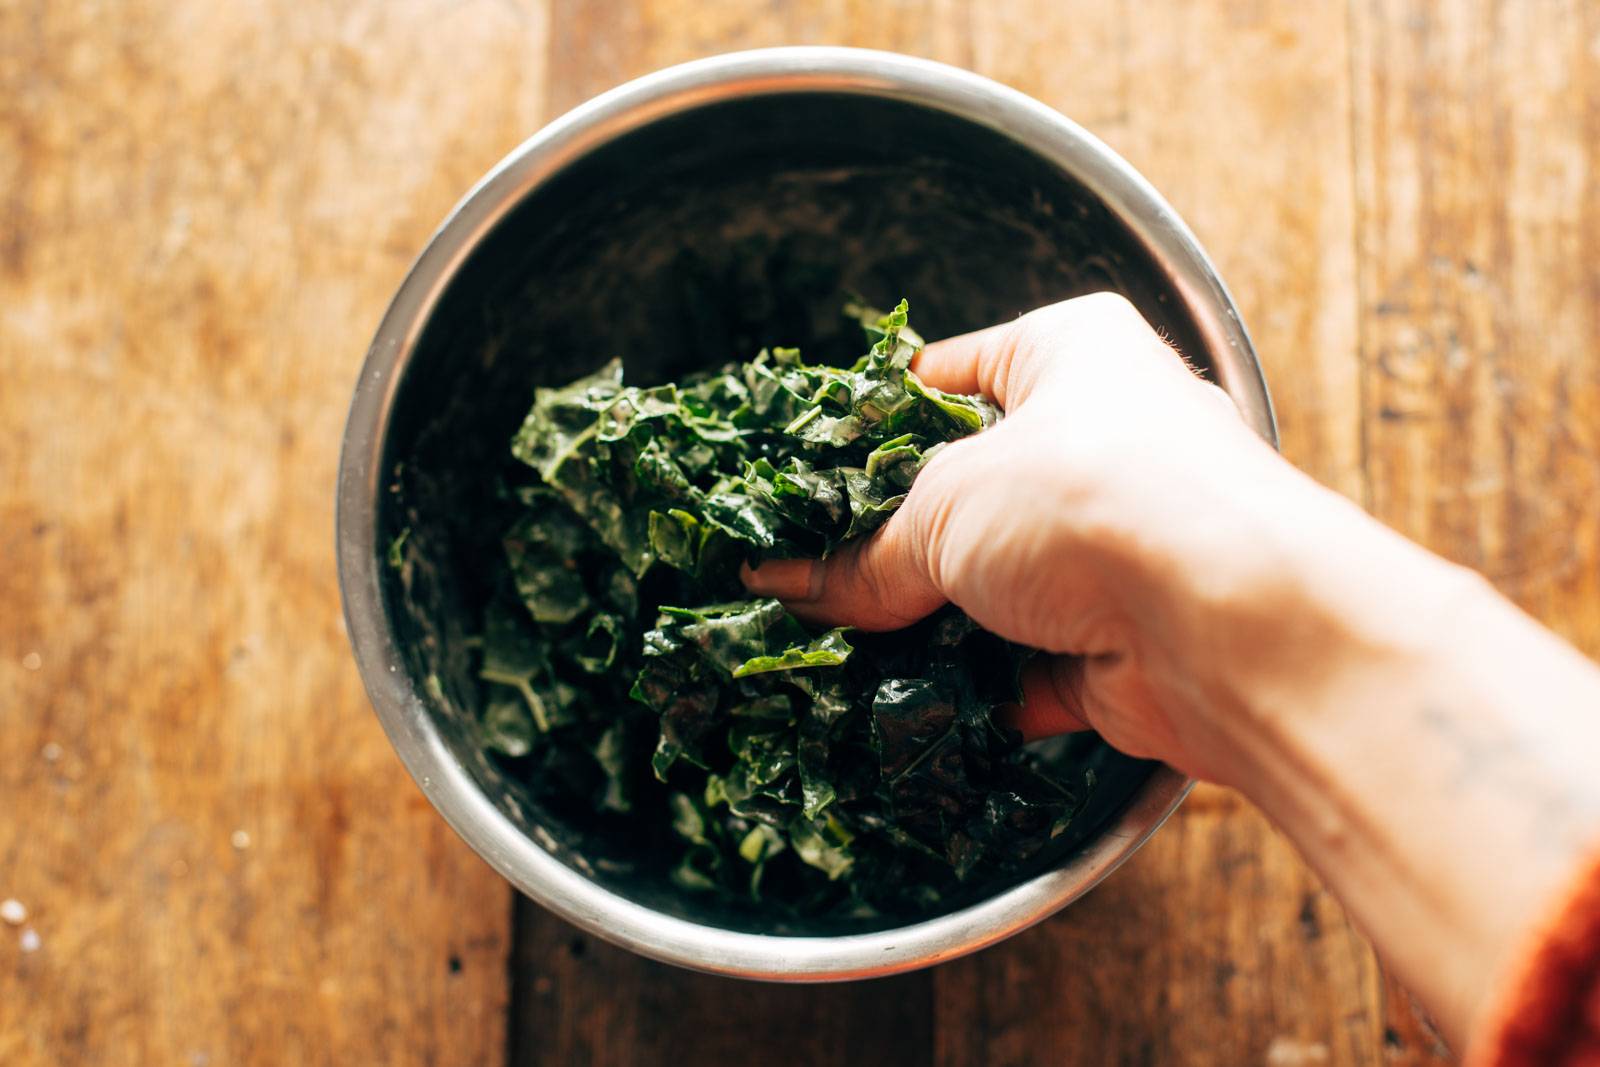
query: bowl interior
[{"left": 379, "top": 91, "right": 1202, "bottom": 935}]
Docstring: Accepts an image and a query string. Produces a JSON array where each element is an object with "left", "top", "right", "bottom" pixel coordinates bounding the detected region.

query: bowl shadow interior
[{"left": 380, "top": 92, "right": 1200, "bottom": 936}]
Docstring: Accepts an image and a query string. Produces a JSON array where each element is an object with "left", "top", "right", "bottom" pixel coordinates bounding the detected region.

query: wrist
[
  {"left": 1146, "top": 459, "right": 1479, "bottom": 788},
  {"left": 1106, "top": 440, "right": 1600, "bottom": 1050},
  {"left": 1181, "top": 482, "right": 1600, "bottom": 1046}
]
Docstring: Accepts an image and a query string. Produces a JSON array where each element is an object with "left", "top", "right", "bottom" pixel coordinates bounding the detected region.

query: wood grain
[
  {"left": 508, "top": 895, "right": 934, "bottom": 1065},
  {"left": 5, "top": 0, "right": 1597, "bottom": 1064},
  {"left": 1347, "top": 5, "right": 1600, "bottom": 1054},
  {"left": 0, "top": 2, "right": 554, "bottom": 1063},
  {"left": 970, "top": 0, "right": 1367, "bottom": 497},
  {"left": 930, "top": 787, "right": 1386, "bottom": 1067},
  {"left": 1350, "top": 0, "right": 1600, "bottom": 651},
  {"left": 944, "top": 4, "right": 1450, "bottom": 1063}
]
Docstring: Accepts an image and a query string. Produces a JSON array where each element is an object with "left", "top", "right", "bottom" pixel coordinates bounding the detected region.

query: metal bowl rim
[{"left": 335, "top": 45, "right": 1273, "bottom": 980}]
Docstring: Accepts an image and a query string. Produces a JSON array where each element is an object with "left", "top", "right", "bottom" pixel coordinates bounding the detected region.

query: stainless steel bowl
[{"left": 336, "top": 46, "right": 1275, "bottom": 980}]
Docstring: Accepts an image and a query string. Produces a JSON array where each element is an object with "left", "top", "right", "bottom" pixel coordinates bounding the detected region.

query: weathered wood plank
[
  {"left": 9, "top": 0, "right": 1595, "bottom": 1063},
  {"left": 936, "top": 5, "right": 1423, "bottom": 1064},
  {"left": 0, "top": 2, "right": 557, "bottom": 1063},
  {"left": 509, "top": 898, "right": 934, "bottom": 1066},
  {"left": 543, "top": 0, "right": 975, "bottom": 114},
  {"left": 1346, "top": 3, "right": 1600, "bottom": 1055},
  {"left": 1350, "top": 0, "right": 1600, "bottom": 653},
  {"left": 970, "top": 0, "right": 1366, "bottom": 497}
]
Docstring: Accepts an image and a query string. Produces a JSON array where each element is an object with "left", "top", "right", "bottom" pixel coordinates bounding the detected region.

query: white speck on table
[
  {"left": 0, "top": 899, "right": 25, "bottom": 925},
  {"left": 19, "top": 928, "right": 41, "bottom": 953},
  {"left": 1265, "top": 1037, "right": 1330, "bottom": 1066},
  {"left": 21, "top": 651, "right": 41, "bottom": 671},
  {"left": 231, "top": 830, "right": 251, "bottom": 850}
]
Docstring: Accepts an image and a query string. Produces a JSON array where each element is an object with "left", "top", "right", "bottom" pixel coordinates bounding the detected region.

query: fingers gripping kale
[{"left": 477, "top": 301, "right": 1095, "bottom": 918}]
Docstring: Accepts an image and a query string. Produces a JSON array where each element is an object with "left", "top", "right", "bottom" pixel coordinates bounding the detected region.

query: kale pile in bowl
[{"left": 466, "top": 302, "right": 1098, "bottom": 919}]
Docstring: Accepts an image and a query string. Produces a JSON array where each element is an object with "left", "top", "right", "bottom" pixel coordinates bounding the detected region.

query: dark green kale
[{"left": 473, "top": 301, "right": 1097, "bottom": 918}]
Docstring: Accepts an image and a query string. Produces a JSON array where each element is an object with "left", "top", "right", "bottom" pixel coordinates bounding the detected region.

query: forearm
[
  {"left": 762, "top": 294, "right": 1600, "bottom": 1050},
  {"left": 1201, "top": 481, "right": 1600, "bottom": 1050}
]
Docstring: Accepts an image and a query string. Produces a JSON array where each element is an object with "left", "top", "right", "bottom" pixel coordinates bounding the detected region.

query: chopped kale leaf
[{"left": 471, "top": 301, "right": 1094, "bottom": 919}]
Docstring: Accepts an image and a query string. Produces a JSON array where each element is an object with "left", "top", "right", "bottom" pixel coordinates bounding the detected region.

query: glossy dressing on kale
[{"left": 476, "top": 302, "right": 1100, "bottom": 919}]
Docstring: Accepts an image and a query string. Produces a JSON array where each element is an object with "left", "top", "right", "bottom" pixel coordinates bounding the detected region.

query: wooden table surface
[{"left": 4, "top": 1, "right": 1597, "bottom": 1064}]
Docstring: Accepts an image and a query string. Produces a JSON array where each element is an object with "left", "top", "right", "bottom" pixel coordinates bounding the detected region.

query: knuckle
[
  {"left": 1062, "top": 291, "right": 1155, "bottom": 349},
  {"left": 981, "top": 317, "right": 1029, "bottom": 407},
  {"left": 998, "top": 293, "right": 1152, "bottom": 404},
  {"left": 905, "top": 438, "right": 986, "bottom": 592},
  {"left": 1027, "top": 291, "right": 1139, "bottom": 339},
  {"left": 1072, "top": 290, "right": 1142, "bottom": 325},
  {"left": 910, "top": 436, "right": 978, "bottom": 515},
  {"left": 854, "top": 541, "right": 899, "bottom": 600},
  {"left": 836, "top": 537, "right": 923, "bottom": 627},
  {"left": 1204, "top": 382, "right": 1242, "bottom": 419}
]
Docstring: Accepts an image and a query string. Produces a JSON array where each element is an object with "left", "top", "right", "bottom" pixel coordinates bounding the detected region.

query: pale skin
[{"left": 742, "top": 293, "right": 1600, "bottom": 1054}]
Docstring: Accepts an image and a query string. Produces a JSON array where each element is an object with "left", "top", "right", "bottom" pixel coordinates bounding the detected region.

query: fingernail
[{"left": 740, "top": 558, "right": 824, "bottom": 601}]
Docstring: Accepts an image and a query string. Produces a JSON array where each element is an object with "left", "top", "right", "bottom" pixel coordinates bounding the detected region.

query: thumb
[{"left": 740, "top": 467, "right": 954, "bottom": 632}]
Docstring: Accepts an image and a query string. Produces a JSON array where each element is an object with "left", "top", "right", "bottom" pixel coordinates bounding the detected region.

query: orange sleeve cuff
[{"left": 1467, "top": 850, "right": 1600, "bottom": 1067}]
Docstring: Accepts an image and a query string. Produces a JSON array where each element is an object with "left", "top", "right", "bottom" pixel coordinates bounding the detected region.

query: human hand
[
  {"left": 742, "top": 292, "right": 1326, "bottom": 783},
  {"left": 752, "top": 293, "right": 1600, "bottom": 1056}
]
